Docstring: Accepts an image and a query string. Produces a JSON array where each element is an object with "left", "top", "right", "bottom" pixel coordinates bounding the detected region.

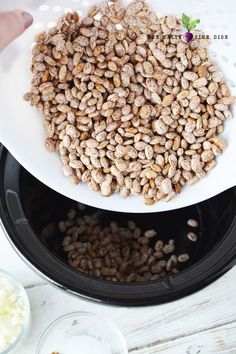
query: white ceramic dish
[{"left": 0, "top": 0, "right": 236, "bottom": 213}]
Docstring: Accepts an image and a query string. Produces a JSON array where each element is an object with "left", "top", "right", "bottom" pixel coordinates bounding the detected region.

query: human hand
[{"left": 0, "top": 10, "right": 33, "bottom": 52}]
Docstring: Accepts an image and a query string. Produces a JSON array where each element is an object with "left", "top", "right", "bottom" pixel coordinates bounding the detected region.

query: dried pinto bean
[{"left": 51, "top": 204, "right": 197, "bottom": 282}]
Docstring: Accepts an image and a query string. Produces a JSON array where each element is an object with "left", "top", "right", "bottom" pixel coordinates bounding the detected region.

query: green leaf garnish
[
  {"left": 181, "top": 13, "right": 200, "bottom": 32},
  {"left": 181, "top": 14, "right": 191, "bottom": 28}
]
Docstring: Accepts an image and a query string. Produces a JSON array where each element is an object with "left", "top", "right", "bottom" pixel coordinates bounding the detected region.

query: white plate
[{"left": 0, "top": 0, "right": 236, "bottom": 213}]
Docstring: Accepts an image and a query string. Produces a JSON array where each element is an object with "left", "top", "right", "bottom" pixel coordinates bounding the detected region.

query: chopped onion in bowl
[{"left": 0, "top": 276, "right": 27, "bottom": 352}]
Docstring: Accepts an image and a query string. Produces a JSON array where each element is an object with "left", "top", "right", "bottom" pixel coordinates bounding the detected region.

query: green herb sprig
[{"left": 181, "top": 13, "right": 200, "bottom": 31}]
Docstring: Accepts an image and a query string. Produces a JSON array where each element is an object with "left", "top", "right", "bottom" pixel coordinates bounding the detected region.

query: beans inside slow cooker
[{"left": 44, "top": 203, "right": 199, "bottom": 283}]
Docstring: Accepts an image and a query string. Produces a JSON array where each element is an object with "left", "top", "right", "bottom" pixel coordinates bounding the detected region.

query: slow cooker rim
[
  {"left": 1, "top": 145, "right": 236, "bottom": 306},
  {"left": 1, "top": 212, "right": 236, "bottom": 306}
]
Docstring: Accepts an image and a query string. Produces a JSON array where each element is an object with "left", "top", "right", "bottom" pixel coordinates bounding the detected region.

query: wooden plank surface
[{"left": 1, "top": 227, "right": 236, "bottom": 354}]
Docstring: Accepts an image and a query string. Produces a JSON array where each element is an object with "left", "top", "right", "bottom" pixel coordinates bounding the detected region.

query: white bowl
[{"left": 0, "top": 269, "right": 31, "bottom": 354}]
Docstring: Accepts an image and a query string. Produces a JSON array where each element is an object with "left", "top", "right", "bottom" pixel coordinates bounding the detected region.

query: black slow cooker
[{"left": 1, "top": 144, "right": 236, "bottom": 306}]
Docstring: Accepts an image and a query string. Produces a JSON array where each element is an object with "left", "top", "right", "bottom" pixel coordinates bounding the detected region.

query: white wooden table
[{"left": 1, "top": 227, "right": 236, "bottom": 354}]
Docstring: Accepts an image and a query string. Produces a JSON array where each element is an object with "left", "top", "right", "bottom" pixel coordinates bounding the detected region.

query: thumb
[{"left": 0, "top": 10, "right": 33, "bottom": 52}]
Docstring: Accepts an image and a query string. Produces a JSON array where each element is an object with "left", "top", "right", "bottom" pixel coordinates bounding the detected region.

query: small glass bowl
[
  {"left": 37, "top": 311, "right": 128, "bottom": 354},
  {"left": 0, "top": 269, "right": 31, "bottom": 354}
]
